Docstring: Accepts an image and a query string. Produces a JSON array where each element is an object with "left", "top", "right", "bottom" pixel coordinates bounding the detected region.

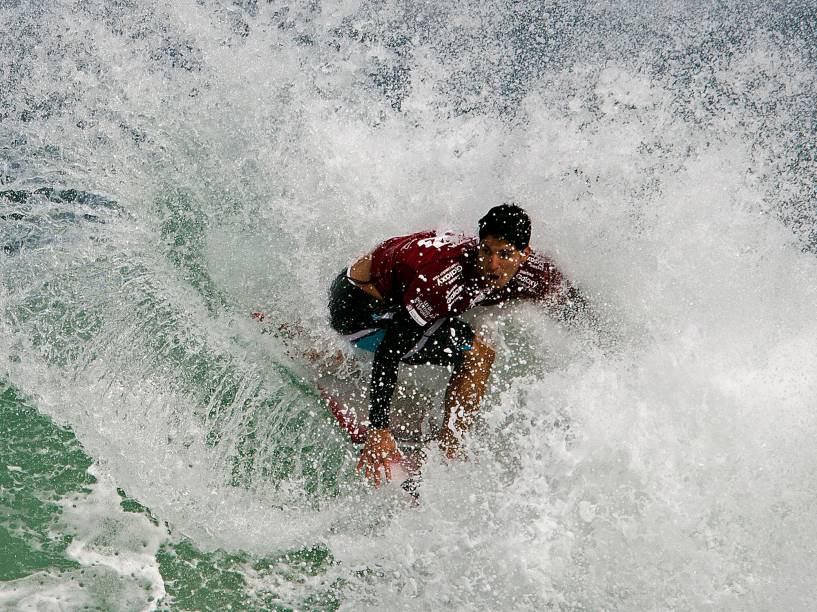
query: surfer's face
[{"left": 475, "top": 236, "right": 530, "bottom": 290}]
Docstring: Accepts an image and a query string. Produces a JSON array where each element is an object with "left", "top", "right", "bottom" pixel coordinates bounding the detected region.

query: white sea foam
[
  {"left": 0, "top": 467, "right": 167, "bottom": 611},
  {"left": 2, "top": 0, "right": 817, "bottom": 608}
]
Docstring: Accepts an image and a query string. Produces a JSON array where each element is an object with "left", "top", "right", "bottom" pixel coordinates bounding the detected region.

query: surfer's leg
[
  {"left": 319, "top": 269, "right": 392, "bottom": 372},
  {"left": 328, "top": 270, "right": 386, "bottom": 336}
]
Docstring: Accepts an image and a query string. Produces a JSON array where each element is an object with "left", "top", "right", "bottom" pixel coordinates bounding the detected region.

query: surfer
[{"left": 328, "top": 203, "right": 589, "bottom": 486}]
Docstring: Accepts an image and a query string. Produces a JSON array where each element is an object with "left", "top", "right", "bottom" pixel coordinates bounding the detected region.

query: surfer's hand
[
  {"left": 357, "top": 428, "right": 402, "bottom": 487},
  {"left": 251, "top": 312, "right": 265, "bottom": 322},
  {"left": 437, "top": 426, "right": 465, "bottom": 461}
]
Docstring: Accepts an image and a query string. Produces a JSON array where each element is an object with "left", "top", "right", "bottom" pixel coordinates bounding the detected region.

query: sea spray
[{"left": 2, "top": 0, "right": 817, "bottom": 608}]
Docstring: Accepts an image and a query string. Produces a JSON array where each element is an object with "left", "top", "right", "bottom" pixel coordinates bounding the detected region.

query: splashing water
[{"left": 2, "top": 0, "right": 817, "bottom": 609}]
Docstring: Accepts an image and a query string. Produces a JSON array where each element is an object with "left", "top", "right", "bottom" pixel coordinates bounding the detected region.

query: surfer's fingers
[
  {"left": 384, "top": 461, "right": 392, "bottom": 482},
  {"left": 358, "top": 455, "right": 375, "bottom": 482}
]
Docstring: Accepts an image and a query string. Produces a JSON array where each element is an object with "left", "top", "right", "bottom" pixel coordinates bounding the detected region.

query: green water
[
  {"left": 0, "top": 186, "right": 358, "bottom": 609},
  {"left": 0, "top": 384, "right": 93, "bottom": 581},
  {"left": 0, "top": 383, "right": 345, "bottom": 610}
]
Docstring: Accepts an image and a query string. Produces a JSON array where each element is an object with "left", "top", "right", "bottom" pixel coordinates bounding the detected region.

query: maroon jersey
[{"left": 368, "top": 230, "right": 569, "bottom": 326}]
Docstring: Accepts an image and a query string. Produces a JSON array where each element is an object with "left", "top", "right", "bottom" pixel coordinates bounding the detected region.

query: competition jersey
[{"left": 368, "top": 230, "right": 568, "bottom": 326}]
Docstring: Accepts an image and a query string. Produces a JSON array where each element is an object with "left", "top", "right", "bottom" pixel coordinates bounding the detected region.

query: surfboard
[
  {"left": 319, "top": 386, "right": 367, "bottom": 444},
  {"left": 319, "top": 382, "right": 424, "bottom": 498},
  {"left": 315, "top": 369, "right": 441, "bottom": 446},
  {"left": 252, "top": 311, "right": 434, "bottom": 494}
]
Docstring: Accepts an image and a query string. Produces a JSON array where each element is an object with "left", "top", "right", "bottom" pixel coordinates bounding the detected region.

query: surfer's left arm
[
  {"left": 544, "top": 277, "right": 621, "bottom": 353},
  {"left": 557, "top": 283, "right": 590, "bottom": 322}
]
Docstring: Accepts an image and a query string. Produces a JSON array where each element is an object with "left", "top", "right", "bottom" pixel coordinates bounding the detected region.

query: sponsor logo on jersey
[
  {"left": 525, "top": 253, "right": 547, "bottom": 272},
  {"left": 406, "top": 304, "right": 427, "bottom": 326},
  {"left": 445, "top": 283, "right": 464, "bottom": 308},
  {"left": 471, "top": 289, "right": 487, "bottom": 305},
  {"left": 410, "top": 297, "right": 435, "bottom": 322},
  {"left": 515, "top": 270, "right": 539, "bottom": 292},
  {"left": 417, "top": 232, "right": 471, "bottom": 250},
  {"left": 433, "top": 263, "right": 463, "bottom": 286}
]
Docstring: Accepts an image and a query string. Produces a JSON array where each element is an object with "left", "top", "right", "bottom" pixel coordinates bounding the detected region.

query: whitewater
[{"left": 2, "top": 0, "right": 817, "bottom": 609}]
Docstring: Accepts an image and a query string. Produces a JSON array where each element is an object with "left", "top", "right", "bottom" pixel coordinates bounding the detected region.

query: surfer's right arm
[
  {"left": 357, "top": 311, "right": 427, "bottom": 485},
  {"left": 357, "top": 428, "right": 403, "bottom": 488},
  {"left": 368, "top": 311, "right": 427, "bottom": 429}
]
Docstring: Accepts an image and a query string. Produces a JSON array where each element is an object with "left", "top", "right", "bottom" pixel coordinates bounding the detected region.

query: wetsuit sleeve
[{"left": 368, "top": 312, "right": 427, "bottom": 429}]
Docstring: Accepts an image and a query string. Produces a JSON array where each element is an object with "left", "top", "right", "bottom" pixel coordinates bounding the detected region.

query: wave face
[{"left": 2, "top": 0, "right": 817, "bottom": 608}]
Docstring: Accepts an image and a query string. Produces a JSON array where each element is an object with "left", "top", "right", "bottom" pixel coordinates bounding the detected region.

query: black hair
[{"left": 478, "top": 203, "right": 531, "bottom": 251}]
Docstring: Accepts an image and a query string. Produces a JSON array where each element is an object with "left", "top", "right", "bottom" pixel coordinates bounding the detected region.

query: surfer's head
[
  {"left": 475, "top": 204, "right": 531, "bottom": 290},
  {"left": 478, "top": 203, "right": 531, "bottom": 251}
]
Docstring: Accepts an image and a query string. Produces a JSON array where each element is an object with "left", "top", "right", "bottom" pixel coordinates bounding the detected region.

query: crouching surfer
[{"left": 328, "top": 204, "right": 591, "bottom": 487}]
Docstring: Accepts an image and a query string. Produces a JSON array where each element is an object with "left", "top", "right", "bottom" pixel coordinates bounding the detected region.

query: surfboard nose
[{"left": 321, "top": 387, "right": 368, "bottom": 444}]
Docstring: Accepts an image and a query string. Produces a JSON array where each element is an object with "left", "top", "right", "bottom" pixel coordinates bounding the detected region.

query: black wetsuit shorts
[{"left": 328, "top": 270, "right": 474, "bottom": 367}]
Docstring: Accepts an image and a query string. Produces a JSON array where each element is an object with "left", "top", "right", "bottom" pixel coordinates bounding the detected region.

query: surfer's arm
[
  {"left": 526, "top": 262, "right": 589, "bottom": 323},
  {"left": 557, "top": 284, "right": 590, "bottom": 322},
  {"left": 368, "top": 312, "right": 427, "bottom": 429},
  {"left": 357, "top": 313, "right": 427, "bottom": 486},
  {"left": 541, "top": 282, "right": 622, "bottom": 353}
]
